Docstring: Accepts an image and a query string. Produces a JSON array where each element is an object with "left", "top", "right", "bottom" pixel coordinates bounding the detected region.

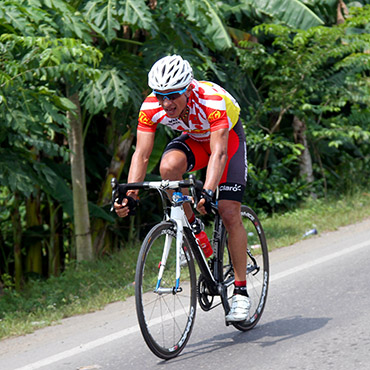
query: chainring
[{"left": 197, "top": 274, "right": 214, "bottom": 311}]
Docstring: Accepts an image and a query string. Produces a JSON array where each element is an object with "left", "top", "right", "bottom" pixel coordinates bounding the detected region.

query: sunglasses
[{"left": 153, "top": 86, "right": 188, "bottom": 102}]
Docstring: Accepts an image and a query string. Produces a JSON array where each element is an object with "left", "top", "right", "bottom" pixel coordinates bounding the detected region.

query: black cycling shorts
[{"left": 162, "top": 119, "right": 247, "bottom": 202}]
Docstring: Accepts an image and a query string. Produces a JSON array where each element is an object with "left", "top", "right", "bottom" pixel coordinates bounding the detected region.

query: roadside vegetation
[{"left": 1, "top": 188, "right": 369, "bottom": 340}]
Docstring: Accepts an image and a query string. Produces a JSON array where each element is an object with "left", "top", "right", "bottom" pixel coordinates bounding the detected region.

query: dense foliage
[
  {"left": 238, "top": 8, "right": 370, "bottom": 210},
  {"left": 0, "top": 0, "right": 369, "bottom": 290}
]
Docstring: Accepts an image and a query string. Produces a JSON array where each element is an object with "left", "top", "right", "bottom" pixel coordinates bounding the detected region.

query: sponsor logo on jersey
[
  {"left": 208, "top": 110, "right": 221, "bottom": 122},
  {"left": 139, "top": 111, "right": 154, "bottom": 126}
]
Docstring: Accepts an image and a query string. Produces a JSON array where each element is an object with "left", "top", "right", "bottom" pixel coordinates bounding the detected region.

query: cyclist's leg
[
  {"left": 160, "top": 149, "right": 187, "bottom": 180},
  {"left": 220, "top": 205, "right": 269, "bottom": 330},
  {"left": 160, "top": 134, "right": 210, "bottom": 219},
  {"left": 217, "top": 120, "right": 250, "bottom": 321},
  {"left": 218, "top": 119, "right": 248, "bottom": 283},
  {"left": 218, "top": 200, "right": 247, "bottom": 282}
]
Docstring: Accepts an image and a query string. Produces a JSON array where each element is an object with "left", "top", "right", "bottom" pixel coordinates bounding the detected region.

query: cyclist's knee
[
  {"left": 160, "top": 150, "right": 187, "bottom": 179},
  {"left": 218, "top": 200, "right": 241, "bottom": 230}
]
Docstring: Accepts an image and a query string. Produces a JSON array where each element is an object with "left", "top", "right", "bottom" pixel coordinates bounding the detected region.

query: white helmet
[{"left": 148, "top": 55, "right": 193, "bottom": 90}]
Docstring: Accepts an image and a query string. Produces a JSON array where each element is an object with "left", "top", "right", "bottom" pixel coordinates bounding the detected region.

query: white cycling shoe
[{"left": 225, "top": 294, "right": 251, "bottom": 322}]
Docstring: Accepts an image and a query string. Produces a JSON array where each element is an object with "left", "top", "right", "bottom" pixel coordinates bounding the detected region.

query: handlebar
[
  {"left": 111, "top": 175, "right": 203, "bottom": 206},
  {"left": 111, "top": 177, "right": 203, "bottom": 193},
  {"left": 111, "top": 175, "right": 217, "bottom": 214}
]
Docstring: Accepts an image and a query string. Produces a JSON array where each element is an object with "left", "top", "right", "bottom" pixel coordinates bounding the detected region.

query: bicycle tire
[
  {"left": 135, "top": 221, "right": 197, "bottom": 359},
  {"left": 220, "top": 205, "right": 269, "bottom": 331}
]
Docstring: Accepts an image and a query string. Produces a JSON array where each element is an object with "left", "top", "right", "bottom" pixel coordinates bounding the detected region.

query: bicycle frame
[
  {"left": 111, "top": 177, "right": 224, "bottom": 303},
  {"left": 162, "top": 190, "right": 217, "bottom": 296},
  {"left": 162, "top": 190, "right": 233, "bottom": 315}
]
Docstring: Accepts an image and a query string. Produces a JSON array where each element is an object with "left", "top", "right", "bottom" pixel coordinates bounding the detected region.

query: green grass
[
  {"left": 0, "top": 247, "right": 139, "bottom": 339},
  {"left": 1, "top": 189, "right": 369, "bottom": 340},
  {"left": 263, "top": 189, "right": 370, "bottom": 250}
]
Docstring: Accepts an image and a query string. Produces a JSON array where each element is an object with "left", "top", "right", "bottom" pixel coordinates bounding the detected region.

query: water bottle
[
  {"left": 196, "top": 231, "right": 213, "bottom": 258},
  {"left": 302, "top": 228, "right": 318, "bottom": 238}
]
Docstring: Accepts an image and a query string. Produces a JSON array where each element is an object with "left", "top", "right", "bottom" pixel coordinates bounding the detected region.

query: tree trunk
[
  {"left": 337, "top": 0, "right": 349, "bottom": 25},
  {"left": 292, "top": 116, "right": 314, "bottom": 184},
  {"left": 263, "top": 108, "right": 289, "bottom": 170},
  {"left": 48, "top": 196, "right": 62, "bottom": 276},
  {"left": 66, "top": 89, "right": 93, "bottom": 262},
  {"left": 92, "top": 129, "right": 135, "bottom": 255},
  {"left": 12, "top": 192, "right": 23, "bottom": 291},
  {"left": 25, "top": 194, "right": 43, "bottom": 276}
]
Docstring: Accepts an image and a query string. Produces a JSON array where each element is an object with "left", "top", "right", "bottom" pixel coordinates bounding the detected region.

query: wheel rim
[{"left": 136, "top": 224, "right": 196, "bottom": 358}]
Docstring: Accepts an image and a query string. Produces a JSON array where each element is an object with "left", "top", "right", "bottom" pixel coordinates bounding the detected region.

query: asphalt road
[{"left": 1, "top": 217, "right": 370, "bottom": 370}]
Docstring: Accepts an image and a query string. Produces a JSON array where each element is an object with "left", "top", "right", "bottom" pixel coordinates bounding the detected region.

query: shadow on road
[
  {"left": 162, "top": 315, "right": 331, "bottom": 364},
  {"left": 237, "top": 315, "right": 332, "bottom": 347}
]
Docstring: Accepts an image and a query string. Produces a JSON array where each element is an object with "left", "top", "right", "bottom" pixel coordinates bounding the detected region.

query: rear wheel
[
  {"left": 220, "top": 205, "right": 269, "bottom": 331},
  {"left": 135, "top": 221, "right": 197, "bottom": 359}
]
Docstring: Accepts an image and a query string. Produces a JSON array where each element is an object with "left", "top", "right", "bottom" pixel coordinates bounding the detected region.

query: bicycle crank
[{"left": 197, "top": 274, "right": 214, "bottom": 311}]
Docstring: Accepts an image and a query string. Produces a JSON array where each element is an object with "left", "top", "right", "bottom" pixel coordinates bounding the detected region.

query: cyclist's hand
[
  {"left": 114, "top": 195, "right": 137, "bottom": 217},
  {"left": 196, "top": 198, "right": 207, "bottom": 215},
  {"left": 196, "top": 189, "right": 214, "bottom": 215}
]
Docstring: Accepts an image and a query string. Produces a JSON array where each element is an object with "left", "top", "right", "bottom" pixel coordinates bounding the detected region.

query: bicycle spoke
[{"left": 135, "top": 222, "right": 197, "bottom": 359}]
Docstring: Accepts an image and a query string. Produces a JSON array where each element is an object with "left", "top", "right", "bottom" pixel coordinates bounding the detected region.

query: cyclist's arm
[
  {"left": 196, "top": 128, "right": 228, "bottom": 215},
  {"left": 203, "top": 127, "right": 229, "bottom": 192},
  {"left": 126, "top": 130, "right": 155, "bottom": 198}
]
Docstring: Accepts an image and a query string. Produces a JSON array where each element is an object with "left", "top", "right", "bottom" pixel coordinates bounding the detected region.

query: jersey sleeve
[
  {"left": 207, "top": 109, "right": 229, "bottom": 131},
  {"left": 198, "top": 81, "right": 241, "bottom": 132},
  {"left": 203, "top": 95, "right": 229, "bottom": 132},
  {"left": 137, "top": 95, "right": 160, "bottom": 133}
]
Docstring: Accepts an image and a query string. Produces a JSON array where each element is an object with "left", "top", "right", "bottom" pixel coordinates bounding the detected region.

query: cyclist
[{"left": 114, "top": 55, "right": 250, "bottom": 322}]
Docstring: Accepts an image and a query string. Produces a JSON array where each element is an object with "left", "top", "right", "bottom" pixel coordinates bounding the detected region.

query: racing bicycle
[{"left": 111, "top": 176, "right": 269, "bottom": 359}]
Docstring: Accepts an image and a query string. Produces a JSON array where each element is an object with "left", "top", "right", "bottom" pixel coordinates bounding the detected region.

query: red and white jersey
[{"left": 137, "top": 79, "right": 241, "bottom": 142}]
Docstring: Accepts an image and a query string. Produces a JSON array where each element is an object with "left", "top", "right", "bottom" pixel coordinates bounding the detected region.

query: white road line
[
  {"left": 270, "top": 240, "right": 370, "bottom": 282},
  {"left": 14, "top": 239, "right": 370, "bottom": 370},
  {"left": 13, "top": 326, "right": 140, "bottom": 370},
  {"left": 14, "top": 311, "right": 183, "bottom": 370}
]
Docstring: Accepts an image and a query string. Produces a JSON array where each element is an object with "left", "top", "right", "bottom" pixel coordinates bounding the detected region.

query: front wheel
[
  {"left": 135, "top": 221, "right": 197, "bottom": 359},
  {"left": 220, "top": 205, "right": 269, "bottom": 331}
]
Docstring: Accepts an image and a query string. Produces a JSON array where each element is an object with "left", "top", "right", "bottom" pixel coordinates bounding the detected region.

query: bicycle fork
[{"left": 155, "top": 204, "right": 186, "bottom": 295}]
